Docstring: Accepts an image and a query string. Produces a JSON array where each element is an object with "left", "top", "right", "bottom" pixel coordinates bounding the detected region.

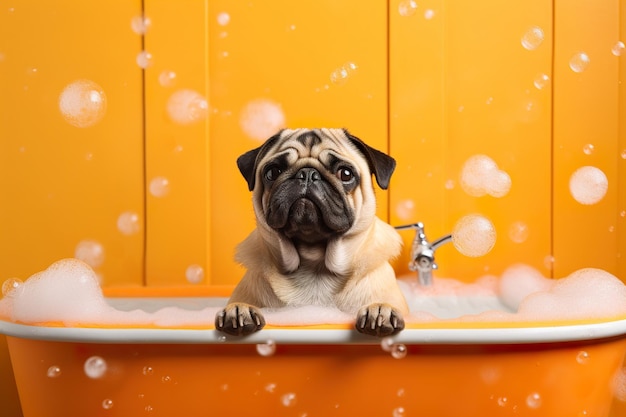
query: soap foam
[{"left": 2, "top": 259, "right": 626, "bottom": 327}]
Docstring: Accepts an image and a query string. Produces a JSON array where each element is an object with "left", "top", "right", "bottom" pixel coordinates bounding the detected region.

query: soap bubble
[
  {"left": 185, "top": 264, "right": 204, "bottom": 284},
  {"left": 117, "top": 211, "right": 141, "bottom": 236},
  {"left": 136, "top": 51, "right": 153, "bottom": 69},
  {"left": 533, "top": 73, "right": 550, "bottom": 90},
  {"left": 239, "top": 99, "right": 285, "bottom": 141},
  {"left": 526, "top": 392, "right": 542, "bottom": 409},
  {"left": 59, "top": 80, "right": 107, "bottom": 128},
  {"left": 612, "top": 367, "right": 626, "bottom": 402},
  {"left": 391, "top": 344, "right": 407, "bottom": 359},
  {"left": 611, "top": 41, "right": 625, "bottom": 57},
  {"left": 47, "top": 366, "right": 62, "bottom": 378},
  {"left": 149, "top": 176, "right": 170, "bottom": 197},
  {"left": 216, "top": 12, "right": 230, "bottom": 26},
  {"left": 102, "top": 399, "right": 114, "bottom": 410},
  {"left": 142, "top": 366, "right": 154, "bottom": 376},
  {"left": 158, "top": 70, "right": 177, "bottom": 87},
  {"left": 2, "top": 278, "right": 23, "bottom": 297},
  {"left": 161, "top": 375, "right": 171, "bottom": 383},
  {"left": 330, "top": 62, "right": 358, "bottom": 86},
  {"left": 521, "top": 26, "right": 545, "bottom": 50},
  {"left": 75, "top": 240, "right": 105, "bottom": 268},
  {"left": 395, "top": 199, "right": 415, "bottom": 221},
  {"left": 393, "top": 407, "right": 405, "bottom": 417},
  {"left": 576, "top": 350, "right": 590, "bottom": 365},
  {"left": 130, "top": 15, "right": 151, "bottom": 35},
  {"left": 256, "top": 340, "right": 276, "bottom": 357},
  {"left": 398, "top": 0, "right": 418, "bottom": 17},
  {"left": 582, "top": 143, "right": 595, "bottom": 155},
  {"left": 452, "top": 214, "right": 496, "bottom": 257},
  {"left": 265, "top": 383, "right": 277, "bottom": 393},
  {"left": 460, "top": 154, "right": 511, "bottom": 198},
  {"left": 84, "top": 356, "right": 107, "bottom": 379},
  {"left": 281, "top": 392, "right": 297, "bottom": 407},
  {"left": 497, "top": 397, "right": 509, "bottom": 407},
  {"left": 621, "top": 150, "right": 626, "bottom": 160},
  {"left": 380, "top": 337, "right": 394, "bottom": 352},
  {"left": 569, "top": 52, "right": 590, "bottom": 73},
  {"left": 569, "top": 166, "right": 608, "bottom": 205},
  {"left": 167, "top": 89, "right": 208, "bottom": 125},
  {"left": 508, "top": 221, "right": 529, "bottom": 243},
  {"left": 424, "top": 9, "right": 435, "bottom": 19}
]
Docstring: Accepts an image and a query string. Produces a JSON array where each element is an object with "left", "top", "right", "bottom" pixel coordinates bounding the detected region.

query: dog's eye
[
  {"left": 264, "top": 165, "right": 282, "bottom": 181},
  {"left": 336, "top": 167, "right": 354, "bottom": 182}
]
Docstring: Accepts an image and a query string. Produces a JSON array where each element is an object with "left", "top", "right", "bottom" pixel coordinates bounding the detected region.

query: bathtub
[{"left": 2, "top": 288, "right": 626, "bottom": 417}]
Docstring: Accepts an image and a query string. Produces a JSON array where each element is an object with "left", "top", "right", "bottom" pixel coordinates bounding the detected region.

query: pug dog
[{"left": 215, "top": 128, "right": 408, "bottom": 337}]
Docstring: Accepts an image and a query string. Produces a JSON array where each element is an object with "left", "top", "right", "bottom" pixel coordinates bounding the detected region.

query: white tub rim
[{"left": 2, "top": 317, "right": 626, "bottom": 346}]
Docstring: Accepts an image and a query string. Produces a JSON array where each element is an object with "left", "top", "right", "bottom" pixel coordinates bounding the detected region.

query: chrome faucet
[{"left": 395, "top": 222, "right": 452, "bottom": 286}]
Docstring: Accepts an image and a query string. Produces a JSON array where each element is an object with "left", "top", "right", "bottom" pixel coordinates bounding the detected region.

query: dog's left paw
[{"left": 355, "top": 303, "right": 405, "bottom": 337}]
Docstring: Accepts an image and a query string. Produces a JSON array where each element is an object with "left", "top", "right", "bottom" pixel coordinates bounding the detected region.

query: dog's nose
[{"left": 295, "top": 167, "right": 321, "bottom": 184}]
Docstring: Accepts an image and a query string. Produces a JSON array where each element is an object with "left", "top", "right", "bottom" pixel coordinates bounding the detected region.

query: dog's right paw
[{"left": 215, "top": 303, "right": 265, "bottom": 336}]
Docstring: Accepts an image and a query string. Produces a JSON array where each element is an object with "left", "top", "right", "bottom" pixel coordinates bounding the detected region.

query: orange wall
[{"left": 0, "top": 1, "right": 625, "bottom": 414}]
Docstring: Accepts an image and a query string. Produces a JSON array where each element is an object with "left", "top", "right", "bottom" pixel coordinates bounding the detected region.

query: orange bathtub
[{"left": 2, "top": 288, "right": 626, "bottom": 417}]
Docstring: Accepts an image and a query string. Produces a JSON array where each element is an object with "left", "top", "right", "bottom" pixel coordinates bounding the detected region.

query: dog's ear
[
  {"left": 237, "top": 131, "right": 283, "bottom": 191},
  {"left": 344, "top": 130, "right": 396, "bottom": 190}
]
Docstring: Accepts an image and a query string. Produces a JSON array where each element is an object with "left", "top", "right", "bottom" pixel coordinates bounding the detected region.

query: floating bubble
[
  {"left": 397, "top": 388, "right": 406, "bottom": 397},
  {"left": 452, "top": 214, "right": 496, "bottom": 257},
  {"left": 167, "top": 89, "right": 208, "bottom": 125},
  {"left": 569, "top": 166, "right": 608, "bottom": 205},
  {"left": 497, "top": 397, "right": 509, "bottom": 407},
  {"left": 84, "top": 356, "right": 107, "bottom": 379},
  {"left": 185, "top": 264, "right": 204, "bottom": 284},
  {"left": 75, "top": 240, "right": 105, "bottom": 268},
  {"left": 622, "top": 150, "right": 626, "bottom": 160},
  {"left": 398, "top": 0, "right": 418, "bottom": 16},
  {"left": 569, "top": 52, "right": 590, "bottom": 73},
  {"left": 395, "top": 199, "right": 415, "bottom": 221},
  {"left": 330, "top": 62, "right": 358, "bottom": 85},
  {"left": 216, "top": 12, "right": 230, "bottom": 26},
  {"left": 59, "top": 79, "right": 107, "bottom": 128},
  {"left": 533, "top": 73, "right": 550, "bottom": 90},
  {"left": 239, "top": 99, "right": 286, "bottom": 141},
  {"left": 216, "top": 335, "right": 227, "bottom": 343},
  {"left": 2, "top": 278, "right": 23, "bottom": 297},
  {"left": 102, "top": 399, "right": 114, "bottom": 410},
  {"left": 444, "top": 179, "right": 455, "bottom": 190},
  {"left": 380, "top": 337, "right": 394, "bottom": 352},
  {"left": 158, "top": 70, "right": 177, "bottom": 87},
  {"left": 136, "top": 51, "right": 153, "bottom": 69},
  {"left": 611, "top": 41, "right": 625, "bottom": 57},
  {"left": 117, "top": 211, "right": 141, "bottom": 236},
  {"left": 508, "top": 221, "right": 529, "bottom": 244},
  {"left": 130, "top": 15, "right": 151, "bottom": 34},
  {"left": 526, "top": 392, "right": 542, "bottom": 409},
  {"left": 459, "top": 154, "right": 511, "bottom": 198},
  {"left": 613, "top": 367, "right": 626, "bottom": 402},
  {"left": 582, "top": 144, "right": 595, "bottom": 155},
  {"left": 161, "top": 375, "right": 171, "bottom": 383},
  {"left": 391, "top": 344, "right": 407, "bottom": 359},
  {"left": 281, "top": 392, "right": 297, "bottom": 407},
  {"left": 256, "top": 340, "right": 276, "bottom": 357},
  {"left": 149, "top": 176, "right": 170, "bottom": 198},
  {"left": 393, "top": 407, "right": 406, "bottom": 417},
  {"left": 424, "top": 9, "right": 435, "bottom": 19},
  {"left": 47, "top": 366, "right": 62, "bottom": 378},
  {"left": 576, "top": 350, "right": 590, "bottom": 365},
  {"left": 521, "top": 26, "right": 545, "bottom": 50},
  {"left": 142, "top": 366, "right": 154, "bottom": 376},
  {"left": 265, "top": 382, "right": 277, "bottom": 393}
]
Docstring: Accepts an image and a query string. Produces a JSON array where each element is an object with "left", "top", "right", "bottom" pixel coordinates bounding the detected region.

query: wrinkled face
[{"left": 247, "top": 129, "right": 377, "bottom": 244}]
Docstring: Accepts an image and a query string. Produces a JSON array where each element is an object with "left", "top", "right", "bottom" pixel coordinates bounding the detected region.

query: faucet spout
[{"left": 395, "top": 223, "right": 452, "bottom": 286}]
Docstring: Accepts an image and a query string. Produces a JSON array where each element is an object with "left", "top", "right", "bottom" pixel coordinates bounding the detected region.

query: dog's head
[{"left": 237, "top": 129, "right": 395, "bottom": 271}]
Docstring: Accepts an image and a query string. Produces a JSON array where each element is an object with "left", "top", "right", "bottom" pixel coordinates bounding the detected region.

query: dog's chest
[{"left": 270, "top": 267, "right": 346, "bottom": 307}]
